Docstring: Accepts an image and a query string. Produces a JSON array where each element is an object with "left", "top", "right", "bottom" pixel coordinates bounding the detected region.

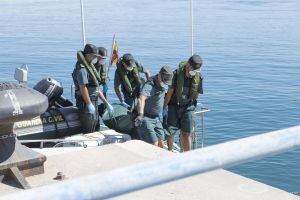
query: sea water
[{"left": 0, "top": 0, "right": 299, "bottom": 193}]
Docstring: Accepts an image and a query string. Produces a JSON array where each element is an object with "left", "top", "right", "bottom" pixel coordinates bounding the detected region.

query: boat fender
[{"left": 0, "top": 82, "right": 48, "bottom": 125}]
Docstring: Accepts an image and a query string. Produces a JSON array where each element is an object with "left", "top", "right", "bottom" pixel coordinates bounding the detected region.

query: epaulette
[{"left": 80, "top": 64, "right": 85, "bottom": 68}]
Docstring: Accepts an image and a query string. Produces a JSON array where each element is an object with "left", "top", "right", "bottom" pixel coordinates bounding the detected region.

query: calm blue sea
[{"left": 0, "top": 0, "right": 299, "bottom": 193}]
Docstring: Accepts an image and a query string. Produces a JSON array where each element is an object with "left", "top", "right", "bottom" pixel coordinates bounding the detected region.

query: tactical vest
[
  {"left": 174, "top": 61, "right": 201, "bottom": 104},
  {"left": 116, "top": 58, "right": 142, "bottom": 97}
]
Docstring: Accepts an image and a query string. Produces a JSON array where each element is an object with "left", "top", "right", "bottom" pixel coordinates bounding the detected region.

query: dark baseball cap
[
  {"left": 97, "top": 47, "right": 108, "bottom": 59},
  {"left": 122, "top": 53, "right": 136, "bottom": 70},
  {"left": 188, "top": 54, "right": 203, "bottom": 71},
  {"left": 83, "top": 44, "right": 100, "bottom": 57},
  {"left": 160, "top": 65, "right": 173, "bottom": 85}
]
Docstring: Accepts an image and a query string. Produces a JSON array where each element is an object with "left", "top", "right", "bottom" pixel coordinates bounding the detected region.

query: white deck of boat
[{"left": 0, "top": 140, "right": 298, "bottom": 200}]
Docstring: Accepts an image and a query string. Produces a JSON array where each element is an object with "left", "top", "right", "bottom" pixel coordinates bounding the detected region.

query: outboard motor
[
  {"left": 33, "top": 78, "right": 72, "bottom": 108},
  {"left": 0, "top": 82, "right": 48, "bottom": 189},
  {"left": 33, "top": 78, "right": 63, "bottom": 106}
]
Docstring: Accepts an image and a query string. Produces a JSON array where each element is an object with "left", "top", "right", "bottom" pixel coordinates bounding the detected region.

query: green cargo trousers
[
  {"left": 76, "top": 98, "right": 99, "bottom": 134},
  {"left": 137, "top": 116, "right": 165, "bottom": 143},
  {"left": 164, "top": 103, "right": 196, "bottom": 139}
]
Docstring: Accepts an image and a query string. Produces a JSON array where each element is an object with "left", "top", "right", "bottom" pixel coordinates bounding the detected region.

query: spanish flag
[{"left": 110, "top": 34, "right": 118, "bottom": 66}]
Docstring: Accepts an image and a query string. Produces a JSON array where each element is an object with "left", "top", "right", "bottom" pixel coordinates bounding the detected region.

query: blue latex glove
[
  {"left": 106, "top": 103, "right": 114, "bottom": 115},
  {"left": 87, "top": 103, "right": 96, "bottom": 114},
  {"left": 103, "top": 84, "right": 108, "bottom": 94},
  {"left": 162, "top": 107, "right": 168, "bottom": 118},
  {"left": 121, "top": 101, "right": 130, "bottom": 109}
]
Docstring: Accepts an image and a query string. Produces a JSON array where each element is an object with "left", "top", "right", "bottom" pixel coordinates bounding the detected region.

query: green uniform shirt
[
  {"left": 170, "top": 69, "right": 203, "bottom": 105},
  {"left": 141, "top": 75, "right": 166, "bottom": 116},
  {"left": 73, "top": 62, "right": 98, "bottom": 98}
]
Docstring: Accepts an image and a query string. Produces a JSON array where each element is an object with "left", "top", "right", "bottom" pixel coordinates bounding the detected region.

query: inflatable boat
[{"left": 0, "top": 66, "right": 133, "bottom": 147}]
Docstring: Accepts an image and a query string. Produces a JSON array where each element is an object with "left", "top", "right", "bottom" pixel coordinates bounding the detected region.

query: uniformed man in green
[
  {"left": 114, "top": 53, "right": 150, "bottom": 109},
  {"left": 94, "top": 47, "right": 108, "bottom": 97},
  {"left": 72, "top": 44, "right": 114, "bottom": 133},
  {"left": 134, "top": 65, "right": 173, "bottom": 147},
  {"left": 163, "top": 55, "right": 203, "bottom": 151},
  {"left": 93, "top": 47, "right": 108, "bottom": 129}
]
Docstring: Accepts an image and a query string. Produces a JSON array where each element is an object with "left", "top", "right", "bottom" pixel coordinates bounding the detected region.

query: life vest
[
  {"left": 75, "top": 51, "right": 102, "bottom": 86},
  {"left": 95, "top": 63, "right": 106, "bottom": 85},
  {"left": 175, "top": 61, "right": 201, "bottom": 104},
  {"left": 116, "top": 58, "right": 142, "bottom": 97}
]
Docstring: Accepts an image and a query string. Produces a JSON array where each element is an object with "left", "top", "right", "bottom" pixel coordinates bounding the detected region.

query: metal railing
[
  {"left": 193, "top": 105, "right": 210, "bottom": 149},
  {"left": 3, "top": 125, "right": 300, "bottom": 200},
  {"left": 18, "top": 124, "right": 111, "bottom": 148},
  {"left": 20, "top": 138, "right": 101, "bottom": 148}
]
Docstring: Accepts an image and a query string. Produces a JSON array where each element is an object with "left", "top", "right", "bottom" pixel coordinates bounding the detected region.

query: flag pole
[
  {"left": 106, "top": 33, "right": 116, "bottom": 83},
  {"left": 190, "top": 0, "right": 198, "bottom": 150},
  {"left": 190, "top": 0, "right": 194, "bottom": 55},
  {"left": 80, "top": 0, "right": 86, "bottom": 48}
]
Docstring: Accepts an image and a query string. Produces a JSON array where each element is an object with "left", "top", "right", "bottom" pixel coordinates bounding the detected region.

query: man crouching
[{"left": 134, "top": 66, "right": 173, "bottom": 147}]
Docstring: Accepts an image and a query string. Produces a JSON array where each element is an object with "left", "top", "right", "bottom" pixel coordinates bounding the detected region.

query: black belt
[
  {"left": 169, "top": 101, "right": 194, "bottom": 107},
  {"left": 144, "top": 113, "right": 159, "bottom": 119},
  {"left": 75, "top": 93, "right": 98, "bottom": 102},
  {"left": 89, "top": 95, "right": 98, "bottom": 101}
]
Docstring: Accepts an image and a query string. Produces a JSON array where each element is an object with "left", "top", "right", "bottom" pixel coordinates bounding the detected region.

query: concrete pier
[{"left": 0, "top": 140, "right": 298, "bottom": 199}]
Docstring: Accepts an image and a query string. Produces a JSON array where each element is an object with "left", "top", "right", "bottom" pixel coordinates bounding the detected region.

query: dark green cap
[
  {"left": 122, "top": 53, "right": 136, "bottom": 70},
  {"left": 97, "top": 47, "right": 108, "bottom": 58},
  {"left": 83, "top": 44, "right": 100, "bottom": 56},
  {"left": 160, "top": 65, "right": 173, "bottom": 85},
  {"left": 188, "top": 54, "right": 203, "bottom": 70}
]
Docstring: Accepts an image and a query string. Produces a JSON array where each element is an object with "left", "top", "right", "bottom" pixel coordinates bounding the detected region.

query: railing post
[
  {"left": 201, "top": 106, "right": 205, "bottom": 148},
  {"left": 193, "top": 112, "right": 197, "bottom": 149},
  {"left": 193, "top": 106, "right": 209, "bottom": 149},
  {"left": 39, "top": 141, "right": 44, "bottom": 149}
]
